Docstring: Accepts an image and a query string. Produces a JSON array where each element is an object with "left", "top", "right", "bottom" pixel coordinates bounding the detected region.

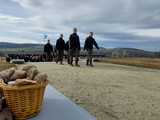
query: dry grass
[
  {"left": 100, "top": 58, "right": 160, "bottom": 69},
  {"left": 0, "top": 63, "right": 16, "bottom": 71}
]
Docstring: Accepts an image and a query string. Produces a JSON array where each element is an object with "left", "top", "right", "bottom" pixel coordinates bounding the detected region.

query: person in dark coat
[
  {"left": 84, "top": 32, "right": 99, "bottom": 66},
  {"left": 55, "top": 34, "right": 65, "bottom": 64},
  {"left": 44, "top": 40, "right": 54, "bottom": 61},
  {"left": 69, "top": 28, "right": 81, "bottom": 66},
  {"left": 65, "top": 40, "right": 70, "bottom": 64}
]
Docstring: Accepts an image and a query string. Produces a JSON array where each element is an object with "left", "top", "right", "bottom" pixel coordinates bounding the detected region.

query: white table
[{"left": 29, "top": 85, "right": 96, "bottom": 120}]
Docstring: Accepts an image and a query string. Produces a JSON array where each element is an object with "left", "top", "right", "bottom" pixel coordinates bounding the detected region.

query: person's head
[
  {"left": 60, "top": 34, "right": 63, "bottom": 38},
  {"left": 47, "top": 39, "right": 50, "bottom": 44},
  {"left": 73, "top": 28, "right": 77, "bottom": 33},
  {"left": 89, "top": 32, "right": 94, "bottom": 37}
]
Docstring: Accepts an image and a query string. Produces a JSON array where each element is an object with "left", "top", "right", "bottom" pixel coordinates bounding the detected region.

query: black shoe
[
  {"left": 75, "top": 64, "right": 80, "bottom": 67},
  {"left": 90, "top": 64, "right": 94, "bottom": 67},
  {"left": 86, "top": 61, "right": 89, "bottom": 66}
]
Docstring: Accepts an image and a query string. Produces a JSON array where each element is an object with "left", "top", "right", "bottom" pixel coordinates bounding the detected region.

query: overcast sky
[{"left": 0, "top": 0, "right": 160, "bottom": 51}]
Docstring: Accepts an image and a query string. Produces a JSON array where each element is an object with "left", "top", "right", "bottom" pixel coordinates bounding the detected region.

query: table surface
[{"left": 29, "top": 85, "right": 96, "bottom": 120}]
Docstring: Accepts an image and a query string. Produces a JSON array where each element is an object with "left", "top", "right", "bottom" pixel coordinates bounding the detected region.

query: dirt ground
[{"left": 30, "top": 61, "right": 160, "bottom": 120}]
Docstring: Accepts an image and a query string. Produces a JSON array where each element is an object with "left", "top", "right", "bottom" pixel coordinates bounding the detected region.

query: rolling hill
[
  {"left": 0, "top": 42, "right": 159, "bottom": 58},
  {"left": 0, "top": 42, "right": 43, "bottom": 49}
]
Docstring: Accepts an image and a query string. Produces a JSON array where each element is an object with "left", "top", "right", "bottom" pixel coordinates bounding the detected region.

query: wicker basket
[{"left": 0, "top": 80, "right": 48, "bottom": 120}]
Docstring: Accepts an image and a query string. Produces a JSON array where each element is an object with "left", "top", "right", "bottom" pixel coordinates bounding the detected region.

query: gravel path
[{"left": 30, "top": 61, "right": 160, "bottom": 120}]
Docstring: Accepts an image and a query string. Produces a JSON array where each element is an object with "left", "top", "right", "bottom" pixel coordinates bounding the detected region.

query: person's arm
[
  {"left": 55, "top": 40, "right": 58, "bottom": 50},
  {"left": 69, "top": 35, "right": 72, "bottom": 49},
  {"left": 63, "top": 40, "right": 66, "bottom": 50},
  {"left": 44, "top": 45, "right": 47, "bottom": 53},
  {"left": 93, "top": 39, "right": 99, "bottom": 50},
  {"left": 65, "top": 41, "right": 69, "bottom": 51},
  {"left": 84, "top": 38, "right": 87, "bottom": 51},
  {"left": 51, "top": 45, "right": 54, "bottom": 52},
  {"left": 77, "top": 36, "right": 81, "bottom": 51}
]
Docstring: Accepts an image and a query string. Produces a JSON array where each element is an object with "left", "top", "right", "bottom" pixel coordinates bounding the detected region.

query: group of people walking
[{"left": 44, "top": 28, "right": 99, "bottom": 67}]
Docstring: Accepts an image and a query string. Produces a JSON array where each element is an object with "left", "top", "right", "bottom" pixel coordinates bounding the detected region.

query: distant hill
[
  {"left": 0, "top": 42, "right": 159, "bottom": 58},
  {"left": 91, "top": 47, "right": 160, "bottom": 58},
  {"left": 0, "top": 42, "right": 43, "bottom": 54},
  {"left": 0, "top": 42, "right": 43, "bottom": 49},
  {"left": 103, "top": 48, "right": 159, "bottom": 58}
]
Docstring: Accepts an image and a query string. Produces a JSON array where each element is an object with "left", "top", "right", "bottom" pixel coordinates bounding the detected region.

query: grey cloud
[
  {"left": 12, "top": 0, "right": 160, "bottom": 30},
  {"left": 98, "top": 32, "right": 160, "bottom": 42},
  {"left": 6, "top": 0, "right": 160, "bottom": 50}
]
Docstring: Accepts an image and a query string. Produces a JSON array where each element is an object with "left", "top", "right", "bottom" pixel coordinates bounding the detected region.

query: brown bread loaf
[
  {"left": 15, "top": 79, "right": 37, "bottom": 86},
  {"left": 34, "top": 73, "right": 48, "bottom": 83},
  {"left": 0, "top": 68, "right": 15, "bottom": 83},
  {"left": 21, "top": 65, "right": 37, "bottom": 72},
  {"left": 10, "top": 70, "right": 26, "bottom": 81},
  {"left": 27, "top": 68, "right": 39, "bottom": 80}
]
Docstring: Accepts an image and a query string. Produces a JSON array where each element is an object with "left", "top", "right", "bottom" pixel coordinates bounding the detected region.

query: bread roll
[
  {"left": 34, "top": 73, "right": 48, "bottom": 83},
  {"left": 10, "top": 70, "right": 26, "bottom": 81},
  {"left": 21, "top": 65, "right": 37, "bottom": 72},
  {"left": 0, "top": 68, "right": 15, "bottom": 83},
  {"left": 27, "top": 68, "right": 39, "bottom": 80},
  {"left": 15, "top": 79, "right": 37, "bottom": 86}
]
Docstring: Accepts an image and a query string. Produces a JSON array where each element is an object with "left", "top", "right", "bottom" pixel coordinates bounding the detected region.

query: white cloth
[{"left": 29, "top": 85, "right": 96, "bottom": 120}]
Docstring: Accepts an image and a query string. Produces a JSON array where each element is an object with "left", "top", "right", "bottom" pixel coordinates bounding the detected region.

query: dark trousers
[
  {"left": 69, "top": 49, "right": 79, "bottom": 65},
  {"left": 56, "top": 50, "right": 64, "bottom": 64},
  {"left": 86, "top": 49, "right": 93, "bottom": 65},
  {"left": 66, "top": 51, "right": 70, "bottom": 64},
  {"left": 45, "top": 53, "right": 53, "bottom": 62}
]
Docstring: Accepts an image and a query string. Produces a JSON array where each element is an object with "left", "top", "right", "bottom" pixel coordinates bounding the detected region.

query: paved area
[{"left": 30, "top": 62, "right": 160, "bottom": 120}]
